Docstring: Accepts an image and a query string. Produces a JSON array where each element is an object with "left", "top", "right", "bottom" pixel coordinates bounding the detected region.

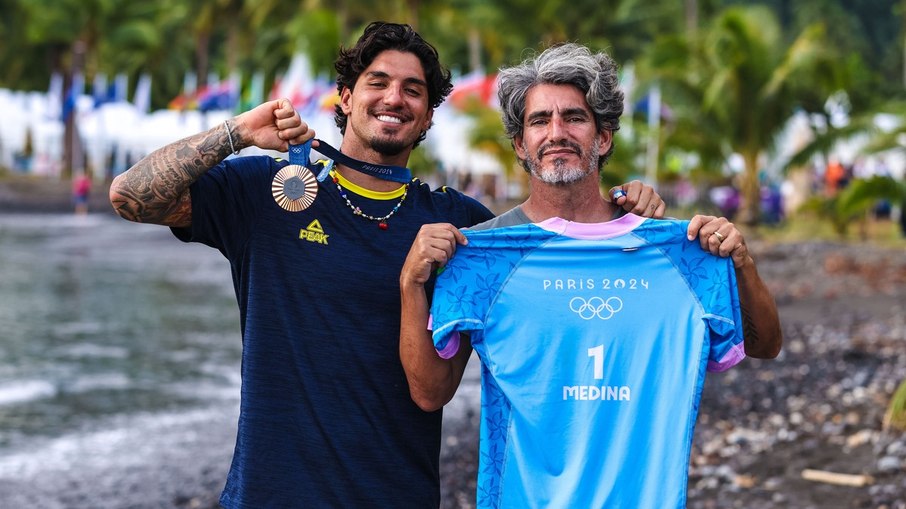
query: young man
[
  {"left": 399, "top": 43, "right": 782, "bottom": 508},
  {"left": 109, "top": 23, "right": 663, "bottom": 508}
]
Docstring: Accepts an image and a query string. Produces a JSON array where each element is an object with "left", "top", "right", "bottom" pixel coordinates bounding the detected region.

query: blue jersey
[
  {"left": 173, "top": 156, "right": 493, "bottom": 508},
  {"left": 430, "top": 214, "right": 745, "bottom": 509}
]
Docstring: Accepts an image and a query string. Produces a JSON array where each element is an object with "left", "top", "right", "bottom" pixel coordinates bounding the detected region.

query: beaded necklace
[{"left": 331, "top": 171, "right": 409, "bottom": 230}]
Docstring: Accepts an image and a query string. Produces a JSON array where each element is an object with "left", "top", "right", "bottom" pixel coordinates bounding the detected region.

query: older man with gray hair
[{"left": 399, "top": 42, "right": 781, "bottom": 508}]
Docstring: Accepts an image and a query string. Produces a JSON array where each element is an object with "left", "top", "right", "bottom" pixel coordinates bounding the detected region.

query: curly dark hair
[{"left": 334, "top": 21, "right": 453, "bottom": 147}]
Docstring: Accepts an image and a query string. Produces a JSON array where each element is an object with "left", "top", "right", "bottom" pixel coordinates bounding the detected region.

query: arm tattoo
[
  {"left": 741, "top": 305, "right": 760, "bottom": 349},
  {"left": 111, "top": 120, "right": 236, "bottom": 226}
]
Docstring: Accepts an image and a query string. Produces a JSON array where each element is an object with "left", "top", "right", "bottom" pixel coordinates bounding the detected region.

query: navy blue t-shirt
[{"left": 172, "top": 155, "right": 493, "bottom": 508}]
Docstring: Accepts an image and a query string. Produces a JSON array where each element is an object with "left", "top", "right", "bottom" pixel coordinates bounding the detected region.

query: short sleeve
[
  {"left": 429, "top": 242, "right": 490, "bottom": 356},
  {"left": 704, "top": 257, "right": 746, "bottom": 372},
  {"left": 171, "top": 156, "right": 274, "bottom": 258}
]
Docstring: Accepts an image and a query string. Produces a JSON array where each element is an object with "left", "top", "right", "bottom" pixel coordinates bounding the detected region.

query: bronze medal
[{"left": 272, "top": 164, "right": 318, "bottom": 212}]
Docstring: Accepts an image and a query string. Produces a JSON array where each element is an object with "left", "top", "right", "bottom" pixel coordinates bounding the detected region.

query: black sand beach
[{"left": 1, "top": 178, "right": 903, "bottom": 508}]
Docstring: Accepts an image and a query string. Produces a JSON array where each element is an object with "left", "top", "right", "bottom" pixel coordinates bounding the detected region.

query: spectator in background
[
  {"left": 72, "top": 174, "right": 91, "bottom": 215},
  {"left": 824, "top": 158, "right": 846, "bottom": 196}
]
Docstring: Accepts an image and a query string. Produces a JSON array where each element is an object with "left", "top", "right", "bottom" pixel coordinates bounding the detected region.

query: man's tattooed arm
[
  {"left": 736, "top": 260, "right": 783, "bottom": 359},
  {"left": 109, "top": 119, "right": 245, "bottom": 228}
]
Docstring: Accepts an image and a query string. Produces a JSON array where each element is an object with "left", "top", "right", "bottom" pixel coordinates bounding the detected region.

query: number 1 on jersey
[{"left": 588, "top": 344, "right": 604, "bottom": 380}]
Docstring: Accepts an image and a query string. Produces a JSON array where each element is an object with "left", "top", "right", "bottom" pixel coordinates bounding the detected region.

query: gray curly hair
[{"left": 497, "top": 43, "right": 624, "bottom": 168}]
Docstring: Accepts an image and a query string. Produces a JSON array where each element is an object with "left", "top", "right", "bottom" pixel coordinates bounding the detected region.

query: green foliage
[
  {"left": 886, "top": 377, "right": 906, "bottom": 432},
  {"left": 460, "top": 99, "right": 519, "bottom": 178},
  {"left": 793, "top": 0, "right": 903, "bottom": 102},
  {"left": 785, "top": 119, "right": 875, "bottom": 171},
  {"left": 642, "top": 5, "right": 844, "bottom": 225},
  {"left": 605, "top": 128, "right": 646, "bottom": 183},
  {"left": 407, "top": 145, "right": 441, "bottom": 179},
  {"left": 799, "top": 176, "right": 906, "bottom": 236},
  {"left": 0, "top": 0, "right": 902, "bottom": 200},
  {"left": 839, "top": 176, "right": 906, "bottom": 213},
  {"left": 284, "top": 9, "right": 342, "bottom": 76},
  {"left": 1, "top": 0, "right": 900, "bottom": 113}
]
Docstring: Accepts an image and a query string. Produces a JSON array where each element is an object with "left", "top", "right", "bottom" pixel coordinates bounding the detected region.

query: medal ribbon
[
  {"left": 297, "top": 140, "right": 412, "bottom": 184},
  {"left": 288, "top": 141, "right": 312, "bottom": 167},
  {"left": 288, "top": 140, "right": 331, "bottom": 182}
]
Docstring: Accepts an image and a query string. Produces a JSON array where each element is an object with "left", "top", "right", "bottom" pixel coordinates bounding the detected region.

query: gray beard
[{"left": 525, "top": 139, "right": 600, "bottom": 185}]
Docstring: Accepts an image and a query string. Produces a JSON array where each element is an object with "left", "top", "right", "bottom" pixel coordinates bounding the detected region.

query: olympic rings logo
[{"left": 569, "top": 296, "right": 624, "bottom": 320}]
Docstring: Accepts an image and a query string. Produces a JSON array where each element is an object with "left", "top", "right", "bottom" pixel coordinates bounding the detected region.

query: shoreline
[
  {"left": 1, "top": 187, "right": 903, "bottom": 508},
  {"left": 0, "top": 175, "right": 114, "bottom": 214}
]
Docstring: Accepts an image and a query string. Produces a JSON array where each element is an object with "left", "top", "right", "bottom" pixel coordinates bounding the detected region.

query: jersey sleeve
[
  {"left": 702, "top": 255, "right": 746, "bottom": 372},
  {"left": 429, "top": 241, "right": 492, "bottom": 357},
  {"left": 633, "top": 218, "right": 747, "bottom": 373}
]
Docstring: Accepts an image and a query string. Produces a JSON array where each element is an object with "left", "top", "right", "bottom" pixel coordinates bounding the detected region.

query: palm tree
[
  {"left": 17, "top": 0, "right": 116, "bottom": 177},
  {"left": 785, "top": 96, "right": 906, "bottom": 237},
  {"left": 179, "top": 0, "right": 245, "bottom": 89},
  {"left": 644, "top": 6, "right": 840, "bottom": 224}
]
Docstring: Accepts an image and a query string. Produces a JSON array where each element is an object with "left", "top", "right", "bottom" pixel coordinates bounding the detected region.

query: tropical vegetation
[
  {"left": 1, "top": 0, "right": 905, "bottom": 226},
  {"left": 2, "top": 0, "right": 905, "bottom": 430}
]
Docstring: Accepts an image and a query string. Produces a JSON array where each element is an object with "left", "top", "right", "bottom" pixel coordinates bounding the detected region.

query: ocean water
[
  {"left": 0, "top": 213, "right": 242, "bottom": 507},
  {"left": 0, "top": 212, "right": 483, "bottom": 508}
]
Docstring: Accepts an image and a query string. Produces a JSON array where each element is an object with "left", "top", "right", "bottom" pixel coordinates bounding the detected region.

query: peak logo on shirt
[{"left": 299, "top": 219, "right": 329, "bottom": 244}]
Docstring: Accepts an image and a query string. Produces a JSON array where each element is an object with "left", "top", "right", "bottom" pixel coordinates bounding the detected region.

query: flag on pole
[
  {"left": 168, "top": 72, "right": 197, "bottom": 110},
  {"left": 133, "top": 73, "right": 152, "bottom": 113},
  {"left": 92, "top": 73, "right": 108, "bottom": 108},
  {"left": 114, "top": 73, "right": 129, "bottom": 102},
  {"left": 449, "top": 70, "right": 497, "bottom": 110},
  {"left": 46, "top": 72, "right": 63, "bottom": 120},
  {"left": 62, "top": 71, "right": 84, "bottom": 122},
  {"left": 242, "top": 71, "right": 265, "bottom": 112},
  {"left": 270, "top": 53, "right": 314, "bottom": 108}
]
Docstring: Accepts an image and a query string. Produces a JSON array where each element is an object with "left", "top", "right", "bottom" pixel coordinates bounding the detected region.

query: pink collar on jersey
[{"left": 535, "top": 212, "right": 647, "bottom": 240}]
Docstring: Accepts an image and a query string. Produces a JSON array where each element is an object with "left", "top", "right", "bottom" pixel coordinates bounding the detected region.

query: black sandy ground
[{"left": 2, "top": 177, "right": 903, "bottom": 508}]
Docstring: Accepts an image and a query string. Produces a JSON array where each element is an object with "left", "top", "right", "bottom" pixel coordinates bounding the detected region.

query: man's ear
[
  {"left": 599, "top": 130, "right": 613, "bottom": 154},
  {"left": 339, "top": 87, "right": 353, "bottom": 115},
  {"left": 513, "top": 135, "right": 527, "bottom": 160},
  {"left": 423, "top": 108, "right": 434, "bottom": 132}
]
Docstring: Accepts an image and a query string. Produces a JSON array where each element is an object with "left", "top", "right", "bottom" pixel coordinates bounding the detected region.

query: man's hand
[
  {"left": 688, "top": 215, "right": 782, "bottom": 359},
  {"left": 400, "top": 223, "right": 468, "bottom": 288},
  {"left": 687, "top": 215, "right": 750, "bottom": 269},
  {"left": 399, "top": 223, "right": 474, "bottom": 411},
  {"left": 609, "top": 180, "right": 666, "bottom": 218},
  {"left": 233, "top": 98, "right": 314, "bottom": 152}
]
